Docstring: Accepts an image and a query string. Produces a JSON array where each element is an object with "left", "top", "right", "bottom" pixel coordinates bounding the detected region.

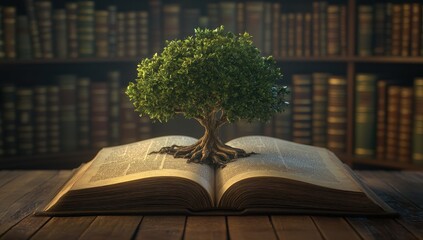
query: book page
[
  {"left": 71, "top": 136, "right": 214, "bottom": 201},
  {"left": 216, "top": 136, "right": 361, "bottom": 202}
]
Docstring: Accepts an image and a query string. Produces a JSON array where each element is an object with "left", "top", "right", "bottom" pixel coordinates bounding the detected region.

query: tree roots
[{"left": 149, "top": 140, "right": 255, "bottom": 168}]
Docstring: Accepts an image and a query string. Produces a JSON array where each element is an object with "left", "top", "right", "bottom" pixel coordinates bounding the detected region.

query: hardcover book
[{"left": 39, "top": 136, "right": 395, "bottom": 216}]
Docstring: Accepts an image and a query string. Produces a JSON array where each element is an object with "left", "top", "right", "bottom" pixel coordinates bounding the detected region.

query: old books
[{"left": 39, "top": 135, "right": 394, "bottom": 216}]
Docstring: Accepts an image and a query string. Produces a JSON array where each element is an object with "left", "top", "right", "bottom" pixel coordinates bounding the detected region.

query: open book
[{"left": 39, "top": 136, "right": 395, "bottom": 216}]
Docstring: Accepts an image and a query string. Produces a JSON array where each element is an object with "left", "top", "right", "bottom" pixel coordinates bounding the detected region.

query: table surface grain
[{"left": 0, "top": 170, "right": 422, "bottom": 240}]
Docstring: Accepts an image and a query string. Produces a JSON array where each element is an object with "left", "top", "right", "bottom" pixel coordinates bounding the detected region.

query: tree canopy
[{"left": 126, "top": 26, "right": 288, "bottom": 124}]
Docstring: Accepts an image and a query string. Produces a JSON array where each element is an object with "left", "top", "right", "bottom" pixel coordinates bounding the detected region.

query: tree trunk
[{"left": 150, "top": 113, "right": 254, "bottom": 167}]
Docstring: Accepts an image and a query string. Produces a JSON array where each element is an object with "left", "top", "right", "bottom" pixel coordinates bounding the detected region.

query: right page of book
[{"left": 215, "top": 136, "right": 361, "bottom": 202}]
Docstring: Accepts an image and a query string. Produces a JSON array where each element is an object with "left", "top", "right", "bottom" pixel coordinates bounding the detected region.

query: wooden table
[{"left": 0, "top": 170, "right": 421, "bottom": 240}]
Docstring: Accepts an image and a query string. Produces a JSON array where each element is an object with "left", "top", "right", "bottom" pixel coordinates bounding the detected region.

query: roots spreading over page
[{"left": 150, "top": 113, "right": 255, "bottom": 168}]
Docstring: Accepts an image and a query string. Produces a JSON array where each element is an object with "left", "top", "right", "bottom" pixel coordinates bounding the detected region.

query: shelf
[
  {"left": 340, "top": 154, "right": 423, "bottom": 170},
  {"left": 0, "top": 150, "right": 97, "bottom": 170},
  {"left": 0, "top": 57, "right": 140, "bottom": 65},
  {"left": 352, "top": 56, "right": 423, "bottom": 64},
  {"left": 277, "top": 56, "right": 351, "bottom": 62}
]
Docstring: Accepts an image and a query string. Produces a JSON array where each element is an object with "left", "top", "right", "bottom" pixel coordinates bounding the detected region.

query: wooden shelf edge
[
  {"left": 0, "top": 150, "right": 98, "bottom": 170},
  {"left": 0, "top": 57, "right": 141, "bottom": 65},
  {"left": 338, "top": 153, "right": 423, "bottom": 170}
]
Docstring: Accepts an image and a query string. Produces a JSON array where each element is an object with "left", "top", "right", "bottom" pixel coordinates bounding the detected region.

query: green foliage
[{"left": 126, "top": 26, "right": 289, "bottom": 123}]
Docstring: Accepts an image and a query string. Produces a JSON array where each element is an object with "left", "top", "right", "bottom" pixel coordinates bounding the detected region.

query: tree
[{"left": 126, "top": 26, "right": 289, "bottom": 167}]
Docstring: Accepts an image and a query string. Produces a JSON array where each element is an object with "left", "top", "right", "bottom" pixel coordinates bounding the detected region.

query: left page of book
[{"left": 71, "top": 136, "right": 214, "bottom": 200}]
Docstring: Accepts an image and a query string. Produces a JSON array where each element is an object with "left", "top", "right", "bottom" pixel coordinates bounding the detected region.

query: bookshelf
[{"left": 1, "top": 0, "right": 423, "bottom": 170}]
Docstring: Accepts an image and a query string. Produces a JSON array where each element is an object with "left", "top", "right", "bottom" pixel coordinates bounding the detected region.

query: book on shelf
[
  {"left": 47, "top": 86, "right": 60, "bottom": 153},
  {"left": 108, "top": 71, "right": 120, "bottom": 146},
  {"left": 1, "top": 84, "right": 16, "bottom": 155},
  {"left": 38, "top": 135, "right": 395, "bottom": 216},
  {"left": 95, "top": 11, "right": 108, "bottom": 58},
  {"left": 376, "top": 80, "right": 389, "bottom": 159},
  {"left": 116, "top": 12, "right": 125, "bottom": 58},
  {"left": 107, "top": 5, "right": 117, "bottom": 58},
  {"left": 66, "top": 2, "right": 78, "bottom": 58},
  {"left": 25, "top": 0, "right": 42, "bottom": 59},
  {"left": 59, "top": 75, "right": 78, "bottom": 152},
  {"left": 17, "top": 15, "right": 32, "bottom": 60},
  {"left": 410, "top": 3, "right": 421, "bottom": 57},
  {"left": 398, "top": 87, "right": 413, "bottom": 163},
  {"left": 274, "top": 85, "right": 292, "bottom": 141},
  {"left": 3, "top": 6, "right": 16, "bottom": 59},
  {"left": 354, "top": 73, "right": 377, "bottom": 157},
  {"left": 312, "top": 73, "right": 329, "bottom": 147},
  {"left": 16, "top": 88, "right": 34, "bottom": 155},
  {"left": 77, "top": 1, "right": 95, "bottom": 58},
  {"left": 125, "top": 12, "right": 137, "bottom": 58},
  {"left": 385, "top": 85, "right": 401, "bottom": 161},
  {"left": 219, "top": 2, "right": 237, "bottom": 34},
  {"left": 413, "top": 78, "right": 423, "bottom": 164},
  {"left": 295, "top": 13, "right": 304, "bottom": 57},
  {"left": 35, "top": 0, "right": 53, "bottom": 59},
  {"left": 77, "top": 77, "right": 91, "bottom": 149},
  {"left": 34, "top": 86, "right": 48, "bottom": 154},
  {"left": 292, "top": 74, "right": 312, "bottom": 145},
  {"left": 357, "top": 5, "right": 373, "bottom": 56},
  {"left": 245, "top": 2, "right": 264, "bottom": 52},
  {"left": 137, "top": 11, "right": 149, "bottom": 57},
  {"left": 162, "top": 4, "right": 180, "bottom": 42},
  {"left": 53, "top": 9, "right": 67, "bottom": 59},
  {"left": 149, "top": 0, "right": 162, "bottom": 55},
  {"left": 401, "top": 3, "right": 411, "bottom": 57},
  {"left": 327, "top": 76, "right": 347, "bottom": 153},
  {"left": 90, "top": 82, "right": 109, "bottom": 149},
  {"left": 0, "top": 6, "right": 4, "bottom": 59}
]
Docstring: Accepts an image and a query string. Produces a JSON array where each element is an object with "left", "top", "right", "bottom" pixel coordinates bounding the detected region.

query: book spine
[
  {"left": 245, "top": 2, "right": 264, "bottom": 52},
  {"left": 108, "top": 6, "right": 117, "bottom": 58},
  {"left": 295, "top": 13, "right": 303, "bottom": 57},
  {"left": 327, "top": 76, "right": 347, "bottom": 153},
  {"left": 413, "top": 78, "right": 423, "bottom": 164},
  {"left": 327, "top": 5, "right": 340, "bottom": 56},
  {"left": 421, "top": 4, "right": 423, "bottom": 56},
  {"left": 319, "top": 2, "right": 327, "bottom": 56},
  {"left": 137, "top": 11, "right": 149, "bottom": 57},
  {"left": 163, "top": 4, "right": 181, "bottom": 42},
  {"left": 25, "top": 0, "right": 42, "bottom": 58},
  {"left": 90, "top": 82, "right": 109, "bottom": 149},
  {"left": 1, "top": 84, "right": 17, "bottom": 155},
  {"left": 263, "top": 2, "right": 272, "bottom": 56},
  {"left": 182, "top": 8, "right": 199, "bottom": 38},
  {"left": 77, "top": 77, "right": 91, "bottom": 149},
  {"left": 398, "top": 87, "right": 413, "bottom": 163},
  {"left": 236, "top": 2, "right": 245, "bottom": 33},
  {"left": 236, "top": 120, "right": 263, "bottom": 137},
  {"left": 95, "top": 10, "right": 109, "bottom": 58},
  {"left": 120, "top": 89, "right": 138, "bottom": 144},
  {"left": 354, "top": 73, "right": 377, "bottom": 157},
  {"left": 385, "top": 85, "right": 401, "bottom": 161},
  {"left": 34, "top": 87, "right": 48, "bottom": 154},
  {"left": 77, "top": 1, "right": 95, "bottom": 58},
  {"left": 376, "top": 80, "right": 388, "bottom": 159},
  {"left": 357, "top": 5, "right": 373, "bottom": 56},
  {"left": 219, "top": 2, "right": 237, "bottom": 34},
  {"left": 312, "top": 73, "right": 329, "bottom": 147},
  {"left": 374, "top": 3, "right": 386, "bottom": 56},
  {"left": 271, "top": 3, "right": 280, "bottom": 59},
  {"left": 35, "top": 1, "right": 53, "bottom": 58},
  {"left": 149, "top": 0, "right": 162, "bottom": 55},
  {"left": 66, "top": 2, "right": 78, "bottom": 58},
  {"left": 108, "top": 71, "right": 120, "bottom": 146},
  {"left": 199, "top": 16, "right": 209, "bottom": 29},
  {"left": 340, "top": 5, "right": 347, "bottom": 56},
  {"left": 304, "top": 13, "right": 312, "bottom": 57},
  {"left": 292, "top": 74, "right": 312, "bottom": 145},
  {"left": 125, "top": 12, "right": 137, "bottom": 58},
  {"left": 47, "top": 86, "right": 60, "bottom": 153},
  {"left": 287, "top": 13, "right": 295, "bottom": 57},
  {"left": 116, "top": 12, "right": 125, "bottom": 57},
  {"left": 391, "top": 4, "right": 402, "bottom": 56},
  {"left": 273, "top": 85, "right": 292, "bottom": 140},
  {"left": 207, "top": 3, "right": 219, "bottom": 29},
  {"left": 410, "top": 3, "right": 421, "bottom": 57},
  {"left": 17, "top": 15, "right": 32, "bottom": 59},
  {"left": 385, "top": 3, "right": 392, "bottom": 56},
  {"left": 312, "top": 2, "right": 320, "bottom": 56},
  {"left": 279, "top": 13, "right": 287, "bottom": 57},
  {"left": 0, "top": 6, "right": 4, "bottom": 59},
  {"left": 401, "top": 3, "right": 411, "bottom": 57},
  {"left": 0, "top": 107, "right": 3, "bottom": 155},
  {"left": 59, "top": 75, "right": 78, "bottom": 152},
  {"left": 53, "top": 9, "right": 68, "bottom": 58},
  {"left": 16, "top": 88, "right": 34, "bottom": 155},
  {"left": 4, "top": 7, "right": 16, "bottom": 59}
]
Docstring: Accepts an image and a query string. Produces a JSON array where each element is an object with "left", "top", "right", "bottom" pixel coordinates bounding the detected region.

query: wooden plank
[
  {"left": 0, "top": 171, "right": 72, "bottom": 235},
  {"left": 355, "top": 171, "right": 423, "bottom": 239},
  {"left": 134, "top": 216, "right": 185, "bottom": 240},
  {"left": 271, "top": 216, "right": 323, "bottom": 240},
  {"left": 227, "top": 216, "right": 277, "bottom": 240},
  {"left": 0, "top": 171, "right": 23, "bottom": 188},
  {"left": 0, "top": 216, "right": 50, "bottom": 240},
  {"left": 312, "top": 217, "right": 361, "bottom": 240},
  {"left": 347, "top": 218, "right": 418, "bottom": 240},
  {"left": 30, "top": 217, "right": 95, "bottom": 240},
  {"left": 184, "top": 216, "right": 227, "bottom": 240},
  {"left": 385, "top": 171, "right": 423, "bottom": 207},
  {"left": 78, "top": 216, "right": 142, "bottom": 240}
]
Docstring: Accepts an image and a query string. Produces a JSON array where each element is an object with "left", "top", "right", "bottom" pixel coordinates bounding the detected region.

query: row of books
[
  {"left": 357, "top": 3, "right": 423, "bottom": 57},
  {"left": 0, "top": 1, "right": 150, "bottom": 59},
  {"left": 355, "top": 75, "right": 423, "bottom": 164},
  {"left": 0, "top": 71, "right": 152, "bottom": 157},
  {"left": 0, "top": 0, "right": 353, "bottom": 60}
]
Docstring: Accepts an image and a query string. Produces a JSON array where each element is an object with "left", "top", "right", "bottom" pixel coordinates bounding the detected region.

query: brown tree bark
[{"left": 150, "top": 111, "right": 254, "bottom": 167}]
